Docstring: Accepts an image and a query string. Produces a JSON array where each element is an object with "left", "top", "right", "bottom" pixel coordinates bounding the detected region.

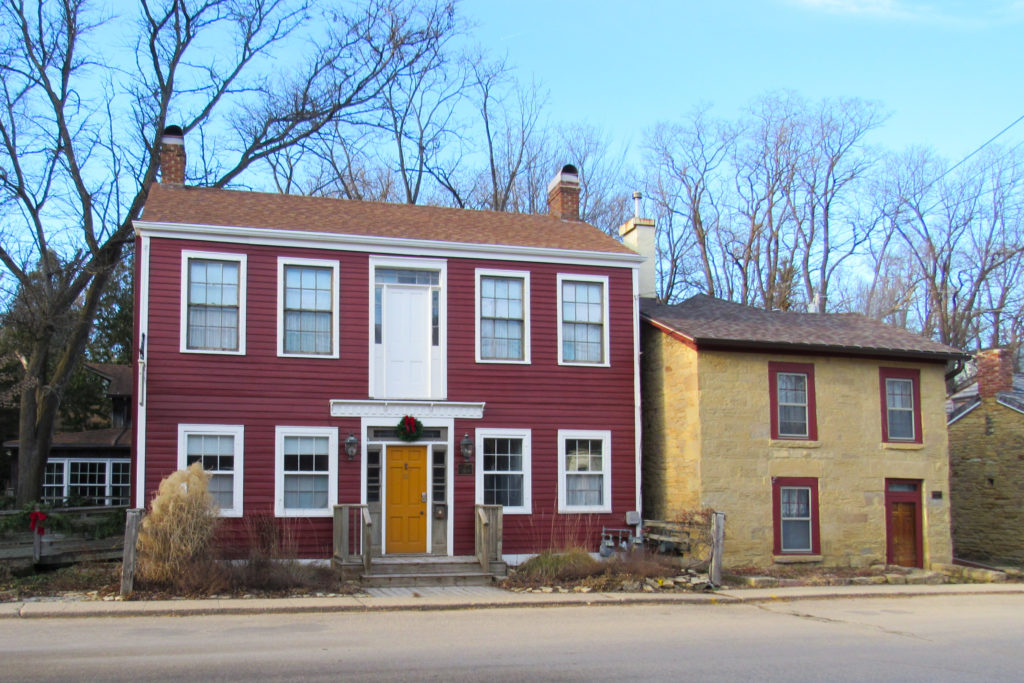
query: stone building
[
  {"left": 641, "top": 295, "right": 966, "bottom": 569},
  {"left": 948, "top": 348, "right": 1024, "bottom": 563}
]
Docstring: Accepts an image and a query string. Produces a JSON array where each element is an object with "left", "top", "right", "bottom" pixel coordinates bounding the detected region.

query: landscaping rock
[
  {"left": 885, "top": 573, "right": 907, "bottom": 585},
  {"left": 740, "top": 576, "right": 779, "bottom": 588},
  {"left": 905, "top": 571, "right": 945, "bottom": 585},
  {"left": 851, "top": 576, "right": 887, "bottom": 585}
]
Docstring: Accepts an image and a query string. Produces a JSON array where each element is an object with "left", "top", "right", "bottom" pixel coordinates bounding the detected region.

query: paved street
[{"left": 3, "top": 593, "right": 1024, "bottom": 681}]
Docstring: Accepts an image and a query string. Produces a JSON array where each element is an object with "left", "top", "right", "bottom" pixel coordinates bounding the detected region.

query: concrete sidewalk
[{"left": 2, "top": 582, "right": 1022, "bottom": 619}]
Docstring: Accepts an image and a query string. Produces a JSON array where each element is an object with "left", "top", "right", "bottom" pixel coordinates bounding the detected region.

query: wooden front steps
[{"left": 344, "top": 555, "right": 508, "bottom": 588}]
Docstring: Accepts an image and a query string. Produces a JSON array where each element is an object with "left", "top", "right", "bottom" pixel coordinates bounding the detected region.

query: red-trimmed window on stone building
[
  {"left": 879, "top": 367, "right": 922, "bottom": 444},
  {"left": 772, "top": 477, "right": 820, "bottom": 555},
  {"left": 769, "top": 362, "right": 817, "bottom": 440}
]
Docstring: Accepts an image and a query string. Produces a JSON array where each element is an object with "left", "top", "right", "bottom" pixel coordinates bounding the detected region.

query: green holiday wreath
[{"left": 396, "top": 415, "right": 424, "bottom": 442}]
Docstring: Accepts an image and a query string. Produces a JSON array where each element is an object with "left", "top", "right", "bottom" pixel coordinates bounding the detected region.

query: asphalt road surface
[{"left": 3, "top": 594, "right": 1023, "bottom": 681}]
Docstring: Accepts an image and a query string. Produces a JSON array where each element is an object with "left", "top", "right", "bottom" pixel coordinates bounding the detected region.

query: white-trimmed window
[
  {"left": 475, "top": 269, "right": 530, "bottom": 363},
  {"left": 180, "top": 251, "right": 247, "bottom": 354},
  {"left": 475, "top": 428, "right": 531, "bottom": 514},
  {"left": 41, "top": 459, "right": 131, "bottom": 506},
  {"left": 557, "top": 430, "right": 612, "bottom": 513},
  {"left": 557, "top": 274, "right": 609, "bottom": 366},
  {"left": 275, "top": 426, "right": 338, "bottom": 517},
  {"left": 278, "top": 257, "right": 340, "bottom": 358},
  {"left": 177, "top": 425, "right": 244, "bottom": 517}
]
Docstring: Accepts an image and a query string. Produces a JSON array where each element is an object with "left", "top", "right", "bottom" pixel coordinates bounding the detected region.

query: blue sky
[{"left": 464, "top": 0, "right": 1024, "bottom": 163}]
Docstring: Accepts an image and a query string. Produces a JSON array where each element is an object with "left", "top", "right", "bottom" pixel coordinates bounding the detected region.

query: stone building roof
[
  {"left": 139, "top": 183, "right": 635, "bottom": 256},
  {"left": 641, "top": 294, "right": 967, "bottom": 361}
]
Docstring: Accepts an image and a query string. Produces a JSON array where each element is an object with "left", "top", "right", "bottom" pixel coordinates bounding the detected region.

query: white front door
[{"left": 384, "top": 284, "right": 431, "bottom": 398}]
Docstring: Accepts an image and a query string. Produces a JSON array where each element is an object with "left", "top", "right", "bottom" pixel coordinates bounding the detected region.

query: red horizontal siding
[{"left": 138, "top": 238, "right": 637, "bottom": 558}]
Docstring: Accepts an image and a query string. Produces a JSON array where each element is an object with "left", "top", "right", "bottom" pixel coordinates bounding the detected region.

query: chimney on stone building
[
  {"left": 547, "top": 164, "right": 580, "bottom": 221},
  {"left": 976, "top": 348, "right": 1015, "bottom": 398},
  {"left": 159, "top": 125, "right": 185, "bottom": 185},
  {"left": 619, "top": 191, "right": 657, "bottom": 298}
]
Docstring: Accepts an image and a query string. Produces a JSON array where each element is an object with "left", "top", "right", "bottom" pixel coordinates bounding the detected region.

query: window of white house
[
  {"left": 180, "top": 251, "right": 246, "bottom": 354},
  {"left": 476, "top": 270, "right": 530, "bottom": 363},
  {"left": 557, "top": 274, "right": 609, "bottom": 366},
  {"left": 40, "top": 459, "right": 131, "bottom": 506},
  {"left": 177, "top": 425, "right": 244, "bottom": 517},
  {"left": 476, "top": 429, "right": 531, "bottom": 514},
  {"left": 275, "top": 427, "right": 338, "bottom": 517},
  {"left": 278, "top": 257, "right": 339, "bottom": 358},
  {"left": 557, "top": 430, "right": 611, "bottom": 513}
]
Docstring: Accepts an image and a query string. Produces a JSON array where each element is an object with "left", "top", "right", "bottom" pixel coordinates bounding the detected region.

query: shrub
[
  {"left": 510, "top": 548, "right": 603, "bottom": 586},
  {"left": 135, "top": 463, "right": 224, "bottom": 591}
]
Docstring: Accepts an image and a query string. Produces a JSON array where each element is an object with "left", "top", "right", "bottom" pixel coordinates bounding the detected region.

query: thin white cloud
[{"left": 786, "top": 0, "right": 1024, "bottom": 25}]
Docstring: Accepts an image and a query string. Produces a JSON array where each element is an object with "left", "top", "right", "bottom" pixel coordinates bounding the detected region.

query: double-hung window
[
  {"left": 275, "top": 427, "right": 338, "bottom": 517},
  {"left": 476, "top": 429, "right": 531, "bottom": 514},
  {"left": 557, "top": 274, "right": 609, "bottom": 366},
  {"left": 879, "top": 368, "right": 922, "bottom": 443},
  {"left": 768, "top": 362, "right": 817, "bottom": 440},
  {"left": 178, "top": 425, "right": 244, "bottom": 517},
  {"left": 476, "top": 269, "right": 530, "bottom": 363},
  {"left": 278, "top": 257, "right": 339, "bottom": 358},
  {"left": 180, "top": 251, "right": 246, "bottom": 354},
  {"left": 772, "top": 477, "right": 820, "bottom": 555},
  {"left": 558, "top": 430, "right": 612, "bottom": 513},
  {"left": 41, "top": 459, "right": 131, "bottom": 506}
]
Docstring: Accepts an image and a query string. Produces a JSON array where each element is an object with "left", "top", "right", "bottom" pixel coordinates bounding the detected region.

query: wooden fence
[{"left": 0, "top": 506, "right": 127, "bottom": 566}]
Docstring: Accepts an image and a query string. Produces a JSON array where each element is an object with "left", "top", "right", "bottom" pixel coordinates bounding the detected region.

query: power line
[{"left": 922, "top": 111, "right": 1024, "bottom": 193}]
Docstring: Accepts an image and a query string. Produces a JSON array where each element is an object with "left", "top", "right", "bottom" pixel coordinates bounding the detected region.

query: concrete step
[
  {"left": 360, "top": 572, "right": 496, "bottom": 588},
  {"left": 370, "top": 560, "right": 485, "bottom": 575}
]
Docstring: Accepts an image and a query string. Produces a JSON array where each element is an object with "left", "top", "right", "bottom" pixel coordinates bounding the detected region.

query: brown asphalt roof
[
  {"left": 139, "top": 183, "right": 635, "bottom": 255},
  {"left": 641, "top": 294, "right": 967, "bottom": 361},
  {"left": 84, "top": 362, "right": 133, "bottom": 397},
  {"left": 3, "top": 426, "right": 132, "bottom": 450}
]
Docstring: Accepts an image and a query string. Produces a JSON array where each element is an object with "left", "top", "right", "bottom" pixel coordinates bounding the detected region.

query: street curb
[{"left": 4, "top": 583, "right": 1023, "bottom": 619}]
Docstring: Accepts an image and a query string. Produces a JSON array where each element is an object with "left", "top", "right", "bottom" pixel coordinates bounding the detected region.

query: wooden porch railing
[
  {"left": 333, "top": 504, "right": 372, "bottom": 574},
  {"left": 474, "top": 504, "right": 502, "bottom": 573}
]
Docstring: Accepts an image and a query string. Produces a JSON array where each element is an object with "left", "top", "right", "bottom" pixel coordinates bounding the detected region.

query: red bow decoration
[
  {"left": 404, "top": 415, "right": 415, "bottom": 433},
  {"left": 28, "top": 511, "right": 47, "bottom": 536}
]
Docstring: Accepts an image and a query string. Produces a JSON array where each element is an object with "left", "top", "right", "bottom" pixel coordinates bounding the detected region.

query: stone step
[{"left": 360, "top": 572, "right": 497, "bottom": 588}]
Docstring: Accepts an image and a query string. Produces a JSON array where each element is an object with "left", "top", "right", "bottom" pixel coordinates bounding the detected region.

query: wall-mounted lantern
[{"left": 345, "top": 433, "right": 359, "bottom": 460}]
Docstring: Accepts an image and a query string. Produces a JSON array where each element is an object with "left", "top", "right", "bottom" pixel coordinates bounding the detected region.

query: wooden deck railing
[
  {"left": 474, "top": 504, "right": 502, "bottom": 573},
  {"left": 333, "top": 504, "right": 372, "bottom": 574}
]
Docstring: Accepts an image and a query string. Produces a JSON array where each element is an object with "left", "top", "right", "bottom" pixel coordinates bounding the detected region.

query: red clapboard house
[{"left": 132, "top": 127, "right": 646, "bottom": 563}]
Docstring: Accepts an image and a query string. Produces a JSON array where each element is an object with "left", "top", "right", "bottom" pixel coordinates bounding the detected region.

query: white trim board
[{"left": 134, "top": 220, "right": 642, "bottom": 269}]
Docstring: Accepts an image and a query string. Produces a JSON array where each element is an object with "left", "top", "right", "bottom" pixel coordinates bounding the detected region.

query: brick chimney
[
  {"left": 548, "top": 164, "right": 580, "bottom": 221},
  {"left": 159, "top": 125, "right": 185, "bottom": 185},
  {"left": 976, "top": 348, "right": 1014, "bottom": 398}
]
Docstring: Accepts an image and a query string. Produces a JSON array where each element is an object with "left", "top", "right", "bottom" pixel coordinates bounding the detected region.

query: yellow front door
[{"left": 385, "top": 445, "right": 428, "bottom": 553}]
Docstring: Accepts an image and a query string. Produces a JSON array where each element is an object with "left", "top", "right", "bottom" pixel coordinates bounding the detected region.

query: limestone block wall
[
  {"left": 640, "top": 327, "right": 702, "bottom": 519},
  {"left": 949, "top": 401, "right": 1024, "bottom": 562},
  {"left": 696, "top": 351, "right": 952, "bottom": 569}
]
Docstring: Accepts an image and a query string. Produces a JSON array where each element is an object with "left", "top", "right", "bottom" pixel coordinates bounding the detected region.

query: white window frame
[
  {"left": 277, "top": 256, "right": 340, "bottom": 359},
  {"left": 777, "top": 372, "right": 809, "bottom": 438},
  {"left": 274, "top": 426, "right": 338, "bottom": 518},
  {"left": 556, "top": 273, "right": 610, "bottom": 367},
  {"left": 779, "top": 485, "right": 813, "bottom": 553},
  {"left": 885, "top": 377, "right": 916, "bottom": 441},
  {"left": 179, "top": 250, "right": 247, "bottom": 355},
  {"left": 475, "top": 428, "right": 532, "bottom": 514},
  {"left": 475, "top": 269, "right": 531, "bottom": 364},
  {"left": 557, "top": 429, "right": 612, "bottom": 513},
  {"left": 177, "top": 424, "right": 245, "bottom": 518},
  {"left": 41, "top": 458, "right": 132, "bottom": 506}
]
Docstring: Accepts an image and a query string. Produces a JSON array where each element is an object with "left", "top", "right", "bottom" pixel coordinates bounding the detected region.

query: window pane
[
  {"left": 283, "top": 265, "right": 333, "bottom": 354},
  {"left": 888, "top": 409, "right": 914, "bottom": 439},
  {"left": 781, "top": 519, "right": 811, "bottom": 552},
  {"left": 480, "top": 276, "right": 525, "bottom": 360},
  {"left": 187, "top": 258, "right": 240, "bottom": 351},
  {"left": 566, "top": 473, "right": 602, "bottom": 506},
  {"left": 778, "top": 405, "right": 808, "bottom": 437}
]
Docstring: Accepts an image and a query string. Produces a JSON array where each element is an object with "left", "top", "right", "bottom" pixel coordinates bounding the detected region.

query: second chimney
[
  {"left": 976, "top": 348, "right": 1015, "bottom": 398},
  {"left": 159, "top": 125, "right": 185, "bottom": 185},
  {"left": 548, "top": 164, "right": 580, "bottom": 221}
]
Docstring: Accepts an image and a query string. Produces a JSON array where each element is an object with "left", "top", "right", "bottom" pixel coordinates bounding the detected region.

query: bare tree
[{"left": 0, "top": 0, "right": 455, "bottom": 504}]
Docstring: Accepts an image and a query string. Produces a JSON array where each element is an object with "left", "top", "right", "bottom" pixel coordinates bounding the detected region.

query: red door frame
[{"left": 884, "top": 478, "right": 923, "bottom": 568}]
